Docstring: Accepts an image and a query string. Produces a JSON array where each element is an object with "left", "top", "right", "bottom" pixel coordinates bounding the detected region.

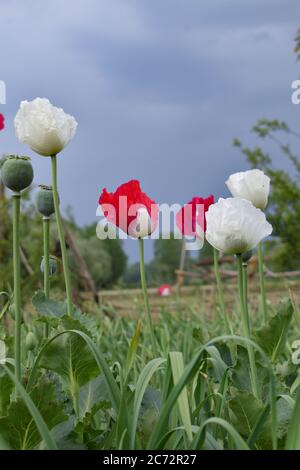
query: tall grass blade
[{"left": 169, "top": 351, "right": 193, "bottom": 442}]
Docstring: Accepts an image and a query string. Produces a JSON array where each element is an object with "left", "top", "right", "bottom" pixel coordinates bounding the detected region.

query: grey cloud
[{"left": 0, "top": 0, "right": 299, "bottom": 261}]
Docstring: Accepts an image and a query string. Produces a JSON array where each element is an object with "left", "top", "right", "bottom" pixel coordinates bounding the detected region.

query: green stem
[
  {"left": 13, "top": 193, "right": 21, "bottom": 383},
  {"left": 51, "top": 155, "right": 73, "bottom": 316},
  {"left": 237, "top": 254, "right": 259, "bottom": 399},
  {"left": 213, "top": 248, "right": 231, "bottom": 334},
  {"left": 43, "top": 217, "right": 50, "bottom": 337},
  {"left": 139, "top": 238, "right": 158, "bottom": 357},
  {"left": 242, "top": 262, "right": 251, "bottom": 332},
  {"left": 257, "top": 242, "right": 267, "bottom": 323}
]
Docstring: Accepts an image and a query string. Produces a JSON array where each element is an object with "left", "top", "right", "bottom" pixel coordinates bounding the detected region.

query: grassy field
[{"left": 97, "top": 277, "right": 300, "bottom": 319}]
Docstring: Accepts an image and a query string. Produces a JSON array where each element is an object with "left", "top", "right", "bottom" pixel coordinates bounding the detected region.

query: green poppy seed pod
[
  {"left": 35, "top": 185, "right": 55, "bottom": 217},
  {"left": 1, "top": 155, "right": 34, "bottom": 192},
  {"left": 25, "top": 332, "right": 38, "bottom": 351},
  {"left": 242, "top": 250, "right": 253, "bottom": 264},
  {"left": 40, "top": 256, "right": 58, "bottom": 276}
]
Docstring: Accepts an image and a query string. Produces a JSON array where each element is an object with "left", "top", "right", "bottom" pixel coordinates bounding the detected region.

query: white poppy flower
[
  {"left": 226, "top": 169, "right": 270, "bottom": 210},
  {"left": 206, "top": 197, "right": 272, "bottom": 254},
  {"left": 14, "top": 98, "right": 77, "bottom": 157}
]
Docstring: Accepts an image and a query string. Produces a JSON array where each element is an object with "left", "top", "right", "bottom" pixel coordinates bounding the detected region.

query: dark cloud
[{"left": 0, "top": 0, "right": 299, "bottom": 261}]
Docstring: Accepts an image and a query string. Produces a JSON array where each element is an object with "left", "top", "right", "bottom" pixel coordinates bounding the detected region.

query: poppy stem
[
  {"left": 51, "top": 155, "right": 73, "bottom": 317},
  {"left": 139, "top": 238, "right": 158, "bottom": 357},
  {"left": 43, "top": 216, "right": 50, "bottom": 337},
  {"left": 257, "top": 242, "right": 267, "bottom": 323},
  {"left": 237, "top": 254, "right": 259, "bottom": 399},
  {"left": 242, "top": 261, "right": 251, "bottom": 332},
  {"left": 12, "top": 192, "right": 21, "bottom": 384},
  {"left": 213, "top": 248, "right": 231, "bottom": 335}
]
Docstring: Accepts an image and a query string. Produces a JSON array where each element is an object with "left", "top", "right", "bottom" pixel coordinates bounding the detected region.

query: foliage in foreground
[{"left": 1, "top": 287, "right": 300, "bottom": 450}]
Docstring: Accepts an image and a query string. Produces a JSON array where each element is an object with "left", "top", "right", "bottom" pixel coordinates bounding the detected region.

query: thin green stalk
[
  {"left": 213, "top": 248, "right": 231, "bottom": 334},
  {"left": 13, "top": 193, "right": 21, "bottom": 383},
  {"left": 237, "top": 254, "right": 259, "bottom": 399},
  {"left": 139, "top": 238, "right": 158, "bottom": 357},
  {"left": 51, "top": 155, "right": 73, "bottom": 316},
  {"left": 242, "top": 262, "right": 251, "bottom": 332},
  {"left": 257, "top": 242, "right": 267, "bottom": 323},
  {"left": 43, "top": 216, "right": 50, "bottom": 337}
]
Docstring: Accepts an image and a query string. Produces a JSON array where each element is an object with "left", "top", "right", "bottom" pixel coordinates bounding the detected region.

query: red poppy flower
[
  {"left": 0, "top": 113, "right": 4, "bottom": 131},
  {"left": 176, "top": 195, "right": 214, "bottom": 238},
  {"left": 99, "top": 179, "right": 158, "bottom": 238}
]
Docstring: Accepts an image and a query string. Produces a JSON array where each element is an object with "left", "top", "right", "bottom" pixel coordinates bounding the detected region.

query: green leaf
[
  {"left": 229, "top": 389, "right": 265, "bottom": 439},
  {"left": 138, "top": 387, "right": 162, "bottom": 447},
  {"left": 229, "top": 390, "right": 292, "bottom": 449},
  {"left": 0, "top": 375, "right": 65, "bottom": 449},
  {"left": 130, "top": 358, "right": 165, "bottom": 449},
  {"left": 27, "top": 329, "right": 120, "bottom": 414},
  {"left": 285, "top": 386, "right": 300, "bottom": 449},
  {"left": 78, "top": 375, "right": 110, "bottom": 421},
  {"left": 124, "top": 321, "right": 141, "bottom": 379},
  {"left": 231, "top": 346, "right": 269, "bottom": 400},
  {"left": 32, "top": 291, "right": 67, "bottom": 327},
  {"left": 39, "top": 330, "right": 99, "bottom": 389},
  {"left": 277, "top": 396, "right": 293, "bottom": 443},
  {"left": 49, "top": 418, "right": 86, "bottom": 450},
  {"left": 253, "top": 298, "right": 293, "bottom": 362},
  {"left": 0, "top": 340, "right": 6, "bottom": 361},
  {"left": 32, "top": 291, "right": 99, "bottom": 337},
  {"left": 169, "top": 352, "right": 193, "bottom": 442},
  {"left": 0, "top": 371, "right": 13, "bottom": 417},
  {"left": 205, "top": 345, "right": 228, "bottom": 382},
  {"left": 192, "top": 417, "right": 249, "bottom": 450}
]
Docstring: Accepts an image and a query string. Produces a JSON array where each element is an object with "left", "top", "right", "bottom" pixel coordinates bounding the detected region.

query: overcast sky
[{"left": 0, "top": 0, "right": 299, "bottom": 261}]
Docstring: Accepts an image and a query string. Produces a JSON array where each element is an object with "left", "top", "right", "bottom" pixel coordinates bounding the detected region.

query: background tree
[
  {"left": 234, "top": 118, "right": 300, "bottom": 270},
  {"left": 233, "top": 30, "right": 300, "bottom": 270}
]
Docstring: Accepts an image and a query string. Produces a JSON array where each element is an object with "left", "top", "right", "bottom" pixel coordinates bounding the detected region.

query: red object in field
[
  {"left": 0, "top": 113, "right": 4, "bottom": 131},
  {"left": 176, "top": 195, "right": 214, "bottom": 237},
  {"left": 158, "top": 284, "right": 173, "bottom": 297}
]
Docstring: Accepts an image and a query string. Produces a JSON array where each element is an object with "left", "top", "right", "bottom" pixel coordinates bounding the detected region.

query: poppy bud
[
  {"left": 25, "top": 332, "right": 38, "bottom": 351},
  {"left": 40, "top": 255, "right": 58, "bottom": 276},
  {"left": 226, "top": 169, "right": 270, "bottom": 211},
  {"left": 1, "top": 155, "right": 34, "bottom": 192},
  {"left": 35, "top": 185, "right": 55, "bottom": 217}
]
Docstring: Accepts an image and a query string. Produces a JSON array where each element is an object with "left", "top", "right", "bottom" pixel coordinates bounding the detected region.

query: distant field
[{"left": 97, "top": 277, "right": 300, "bottom": 318}]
